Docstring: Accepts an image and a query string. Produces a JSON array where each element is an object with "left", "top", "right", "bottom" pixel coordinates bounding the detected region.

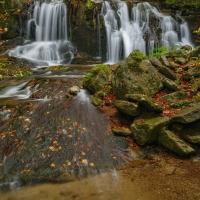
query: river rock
[
  {"left": 181, "top": 45, "right": 192, "bottom": 51},
  {"left": 161, "top": 55, "right": 170, "bottom": 67},
  {"left": 180, "top": 121, "right": 200, "bottom": 144},
  {"left": 172, "top": 104, "right": 200, "bottom": 123},
  {"left": 125, "top": 94, "right": 163, "bottom": 113},
  {"left": 113, "top": 100, "right": 141, "bottom": 117},
  {"left": 190, "top": 46, "right": 200, "bottom": 57},
  {"left": 69, "top": 86, "right": 80, "bottom": 95},
  {"left": 175, "top": 58, "right": 187, "bottom": 65},
  {"left": 187, "top": 66, "right": 200, "bottom": 77},
  {"left": 112, "top": 51, "right": 163, "bottom": 99},
  {"left": 163, "top": 78, "right": 179, "bottom": 91},
  {"left": 83, "top": 64, "right": 112, "bottom": 94},
  {"left": 112, "top": 127, "right": 132, "bottom": 136},
  {"left": 149, "top": 57, "right": 163, "bottom": 68},
  {"left": 161, "top": 91, "right": 190, "bottom": 104},
  {"left": 159, "top": 129, "right": 195, "bottom": 156},
  {"left": 130, "top": 115, "right": 170, "bottom": 145},
  {"left": 169, "top": 62, "right": 180, "bottom": 69},
  {"left": 91, "top": 97, "right": 101, "bottom": 106},
  {"left": 158, "top": 65, "right": 177, "bottom": 80}
]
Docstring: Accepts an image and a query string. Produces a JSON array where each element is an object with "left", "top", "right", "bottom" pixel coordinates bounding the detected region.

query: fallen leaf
[{"left": 51, "top": 163, "right": 55, "bottom": 167}]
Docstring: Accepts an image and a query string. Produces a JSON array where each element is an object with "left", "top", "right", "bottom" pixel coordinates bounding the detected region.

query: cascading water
[
  {"left": 101, "top": 1, "right": 193, "bottom": 64},
  {"left": 9, "top": 0, "right": 74, "bottom": 66}
]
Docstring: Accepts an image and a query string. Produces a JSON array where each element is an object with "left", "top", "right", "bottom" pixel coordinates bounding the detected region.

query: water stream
[
  {"left": 101, "top": 1, "right": 193, "bottom": 63},
  {"left": 9, "top": 0, "right": 74, "bottom": 66}
]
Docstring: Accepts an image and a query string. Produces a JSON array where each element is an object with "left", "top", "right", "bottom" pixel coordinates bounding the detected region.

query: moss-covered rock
[
  {"left": 161, "top": 91, "right": 190, "bottom": 104},
  {"left": 91, "top": 96, "right": 101, "bottom": 106},
  {"left": 112, "top": 127, "right": 132, "bottom": 136},
  {"left": 82, "top": 64, "right": 112, "bottom": 94},
  {"left": 112, "top": 51, "right": 163, "bottom": 99},
  {"left": 163, "top": 78, "right": 179, "bottom": 91},
  {"left": 172, "top": 104, "right": 200, "bottom": 123},
  {"left": 125, "top": 94, "right": 163, "bottom": 113},
  {"left": 159, "top": 129, "right": 195, "bottom": 156},
  {"left": 130, "top": 115, "right": 170, "bottom": 145},
  {"left": 113, "top": 100, "right": 142, "bottom": 117}
]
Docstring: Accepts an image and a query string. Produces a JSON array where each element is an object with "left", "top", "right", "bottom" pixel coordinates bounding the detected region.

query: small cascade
[
  {"left": 9, "top": 0, "right": 74, "bottom": 66},
  {"left": 0, "top": 81, "right": 38, "bottom": 99},
  {"left": 101, "top": 1, "right": 193, "bottom": 64}
]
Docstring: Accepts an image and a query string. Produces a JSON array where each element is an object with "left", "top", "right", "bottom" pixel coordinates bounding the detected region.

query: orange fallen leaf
[{"left": 50, "top": 163, "right": 55, "bottom": 167}]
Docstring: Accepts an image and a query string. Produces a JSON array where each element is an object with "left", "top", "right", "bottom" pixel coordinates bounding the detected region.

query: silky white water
[
  {"left": 9, "top": 0, "right": 74, "bottom": 66},
  {"left": 101, "top": 1, "right": 193, "bottom": 64}
]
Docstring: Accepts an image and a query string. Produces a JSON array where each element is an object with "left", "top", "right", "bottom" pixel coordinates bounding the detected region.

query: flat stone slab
[
  {"left": 125, "top": 94, "right": 163, "bottom": 113},
  {"left": 172, "top": 104, "right": 200, "bottom": 123},
  {"left": 114, "top": 100, "right": 142, "bottom": 117},
  {"left": 159, "top": 129, "right": 195, "bottom": 156}
]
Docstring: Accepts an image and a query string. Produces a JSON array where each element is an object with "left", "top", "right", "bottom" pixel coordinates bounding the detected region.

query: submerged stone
[
  {"left": 114, "top": 100, "right": 141, "bottom": 117},
  {"left": 159, "top": 129, "right": 195, "bottom": 156},
  {"left": 130, "top": 115, "right": 170, "bottom": 145}
]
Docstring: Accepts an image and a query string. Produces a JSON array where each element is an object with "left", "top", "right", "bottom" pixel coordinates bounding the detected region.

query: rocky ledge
[{"left": 83, "top": 45, "right": 200, "bottom": 156}]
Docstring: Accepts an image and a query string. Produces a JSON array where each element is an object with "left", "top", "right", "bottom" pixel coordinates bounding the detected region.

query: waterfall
[
  {"left": 101, "top": 1, "right": 193, "bottom": 64},
  {"left": 9, "top": 0, "right": 74, "bottom": 66}
]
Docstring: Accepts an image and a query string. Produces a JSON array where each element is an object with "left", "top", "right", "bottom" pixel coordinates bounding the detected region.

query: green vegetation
[
  {"left": 149, "top": 46, "right": 180, "bottom": 58},
  {"left": 129, "top": 50, "right": 147, "bottom": 62},
  {"left": 165, "top": 0, "right": 200, "bottom": 9},
  {"left": 86, "top": 0, "right": 93, "bottom": 10},
  {"left": 194, "top": 27, "right": 200, "bottom": 44},
  {"left": 149, "top": 46, "right": 168, "bottom": 59}
]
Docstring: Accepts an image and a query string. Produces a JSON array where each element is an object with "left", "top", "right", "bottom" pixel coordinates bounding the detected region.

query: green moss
[
  {"left": 83, "top": 64, "right": 112, "bottom": 94},
  {"left": 86, "top": 0, "right": 93, "bottom": 10},
  {"left": 129, "top": 50, "right": 147, "bottom": 62},
  {"left": 91, "top": 96, "right": 101, "bottom": 106},
  {"left": 91, "top": 64, "right": 111, "bottom": 76},
  {"left": 145, "top": 117, "right": 163, "bottom": 125}
]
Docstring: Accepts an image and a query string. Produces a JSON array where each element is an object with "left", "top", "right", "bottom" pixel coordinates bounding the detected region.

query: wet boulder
[
  {"left": 159, "top": 129, "right": 195, "bottom": 156},
  {"left": 112, "top": 50, "right": 163, "bottom": 99},
  {"left": 113, "top": 100, "right": 142, "bottom": 117},
  {"left": 130, "top": 115, "right": 170, "bottom": 145}
]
